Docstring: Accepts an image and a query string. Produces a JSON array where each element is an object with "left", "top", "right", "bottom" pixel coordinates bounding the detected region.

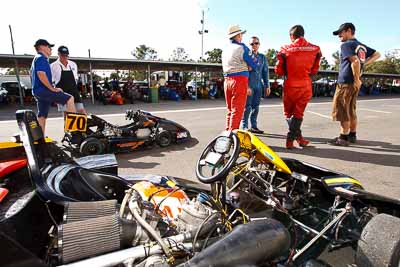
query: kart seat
[
  {"left": 16, "top": 110, "right": 130, "bottom": 203},
  {"left": 44, "top": 164, "right": 129, "bottom": 202}
]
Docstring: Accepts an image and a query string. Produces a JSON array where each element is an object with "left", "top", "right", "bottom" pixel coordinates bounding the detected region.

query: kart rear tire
[
  {"left": 80, "top": 137, "right": 105, "bottom": 156},
  {"left": 356, "top": 213, "right": 400, "bottom": 267},
  {"left": 157, "top": 131, "right": 172, "bottom": 147}
]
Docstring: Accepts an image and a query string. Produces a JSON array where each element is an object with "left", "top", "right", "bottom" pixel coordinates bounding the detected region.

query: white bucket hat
[{"left": 228, "top": 25, "right": 246, "bottom": 39}]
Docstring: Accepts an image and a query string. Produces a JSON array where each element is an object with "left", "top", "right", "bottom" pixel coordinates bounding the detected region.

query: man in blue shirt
[
  {"left": 330, "top": 23, "right": 380, "bottom": 146},
  {"left": 241, "top": 36, "right": 270, "bottom": 133},
  {"left": 30, "top": 39, "right": 76, "bottom": 134}
]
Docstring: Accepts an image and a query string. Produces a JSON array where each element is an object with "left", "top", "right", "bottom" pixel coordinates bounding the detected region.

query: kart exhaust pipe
[{"left": 179, "top": 219, "right": 290, "bottom": 267}]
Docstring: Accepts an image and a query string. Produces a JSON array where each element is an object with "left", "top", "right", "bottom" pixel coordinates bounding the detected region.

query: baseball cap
[
  {"left": 333, "top": 23, "right": 355, "bottom": 35},
  {"left": 34, "top": 39, "right": 54, "bottom": 47},
  {"left": 58, "top": 46, "right": 69, "bottom": 55}
]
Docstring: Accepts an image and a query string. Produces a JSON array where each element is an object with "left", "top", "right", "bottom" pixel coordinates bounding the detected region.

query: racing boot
[
  {"left": 293, "top": 117, "right": 310, "bottom": 147},
  {"left": 286, "top": 117, "right": 296, "bottom": 149}
]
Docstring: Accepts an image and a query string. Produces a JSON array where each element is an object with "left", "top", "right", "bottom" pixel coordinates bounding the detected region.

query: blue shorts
[{"left": 34, "top": 90, "right": 72, "bottom": 118}]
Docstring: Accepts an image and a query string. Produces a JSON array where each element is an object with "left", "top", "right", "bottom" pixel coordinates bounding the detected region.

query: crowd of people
[
  {"left": 29, "top": 22, "right": 381, "bottom": 143},
  {"left": 221, "top": 22, "right": 380, "bottom": 148}
]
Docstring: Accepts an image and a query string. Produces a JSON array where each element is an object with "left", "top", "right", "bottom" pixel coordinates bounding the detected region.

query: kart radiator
[
  {"left": 59, "top": 214, "right": 121, "bottom": 264},
  {"left": 63, "top": 199, "right": 118, "bottom": 223}
]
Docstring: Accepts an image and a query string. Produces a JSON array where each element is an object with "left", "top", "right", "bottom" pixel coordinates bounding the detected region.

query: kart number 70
[{"left": 64, "top": 113, "right": 87, "bottom": 132}]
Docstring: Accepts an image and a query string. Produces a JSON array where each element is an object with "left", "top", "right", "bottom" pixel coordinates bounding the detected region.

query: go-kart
[
  {"left": 62, "top": 109, "right": 191, "bottom": 156},
  {"left": 196, "top": 130, "right": 400, "bottom": 266},
  {"left": 0, "top": 110, "right": 399, "bottom": 267}
]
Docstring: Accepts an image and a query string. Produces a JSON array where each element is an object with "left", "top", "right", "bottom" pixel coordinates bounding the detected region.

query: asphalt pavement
[
  {"left": 1, "top": 95, "right": 400, "bottom": 266},
  {"left": 1, "top": 95, "right": 400, "bottom": 202}
]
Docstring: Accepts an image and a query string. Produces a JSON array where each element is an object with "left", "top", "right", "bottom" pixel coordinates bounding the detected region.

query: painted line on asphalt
[
  {"left": 358, "top": 108, "right": 392, "bottom": 114},
  {"left": 306, "top": 111, "right": 331, "bottom": 119},
  {"left": 0, "top": 97, "right": 398, "bottom": 124}
]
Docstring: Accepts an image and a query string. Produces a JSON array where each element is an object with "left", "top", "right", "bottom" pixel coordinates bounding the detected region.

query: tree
[
  {"left": 170, "top": 47, "right": 189, "bottom": 62},
  {"left": 365, "top": 51, "right": 400, "bottom": 74},
  {"left": 265, "top": 49, "right": 278, "bottom": 66},
  {"left": 204, "top": 48, "right": 222, "bottom": 63},
  {"left": 131, "top": 45, "right": 158, "bottom": 60},
  {"left": 332, "top": 51, "right": 340, "bottom": 71},
  {"left": 319, "top": 57, "right": 331, "bottom": 70}
]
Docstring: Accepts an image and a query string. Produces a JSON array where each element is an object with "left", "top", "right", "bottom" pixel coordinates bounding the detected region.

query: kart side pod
[{"left": 179, "top": 219, "right": 290, "bottom": 267}]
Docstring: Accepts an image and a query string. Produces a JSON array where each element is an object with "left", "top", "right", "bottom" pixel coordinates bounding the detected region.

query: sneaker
[
  {"left": 347, "top": 135, "right": 357, "bottom": 143},
  {"left": 249, "top": 128, "right": 264, "bottom": 134},
  {"left": 296, "top": 136, "right": 310, "bottom": 147},
  {"left": 286, "top": 139, "right": 295, "bottom": 149},
  {"left": 329, "top": 137, "right": 349, "bottom": 146}
]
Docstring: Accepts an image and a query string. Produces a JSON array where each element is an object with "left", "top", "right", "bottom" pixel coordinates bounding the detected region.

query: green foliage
[
  {"left": 131, "top": 45, "right": 158, "bottom": 60},
  {"left": 332, "top": 50, "right": 340, "bottom": 71},
  {"left": 265, "top": 49, "right": 278, "bottom": 66},
  {"left": 319, "top": 57, "right": 331, "bottom": 70},
  {"left": 204, "top": 48, "right": 222, "bottom": 63},
  {"left": 365, "top": 51, "right": 400, "bottom": 74},
  {"left": 170, "top": 47, "right": 189, "bottom": 62}
]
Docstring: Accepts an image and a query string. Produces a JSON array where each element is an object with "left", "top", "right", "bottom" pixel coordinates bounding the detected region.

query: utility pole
[
  {"left": 198, "top": 9, "right": 208, "bottom": 61},
  {"left": 9, "top": 25, "right": 24, "bottom": 106}
]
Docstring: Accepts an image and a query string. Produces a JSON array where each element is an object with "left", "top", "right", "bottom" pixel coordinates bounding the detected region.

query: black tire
[
  {"left": 157, "top": 131, "right": 173, "bottom": 147},
  {"left": 79, "top": 137, "right": 105, "bottom": 156},
  {"left": 196, "top": 133, "right": 240, "bottom": 184},
  {"left": 356, "top": 213, "right": 400, "bottom": 267}
]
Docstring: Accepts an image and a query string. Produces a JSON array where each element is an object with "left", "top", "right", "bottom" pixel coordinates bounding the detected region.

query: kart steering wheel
[{"left": 196, "top": 131, "right": 241, "bottom": 184}]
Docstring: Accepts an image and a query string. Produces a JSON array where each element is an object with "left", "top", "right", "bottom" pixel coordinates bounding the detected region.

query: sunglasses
[{"left": 250, "top": 42, "right": 259, "bottom": 46}]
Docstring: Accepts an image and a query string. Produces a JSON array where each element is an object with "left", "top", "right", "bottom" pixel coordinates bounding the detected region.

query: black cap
[
  {"left": 333, "top": 23, "right": 355, "bottom": 35},
  {"left": 34, "top": 39, "right": 54, "bottom": 47},
  {"left": 58, "top": 45, "right": 69, "bottom": 55}
]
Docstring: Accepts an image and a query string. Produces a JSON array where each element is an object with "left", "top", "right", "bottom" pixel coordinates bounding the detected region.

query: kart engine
[
  {"left": 50, "top": 183, "right": 213, "bottom": 265},
  {"left": 49, "top": 181, "right": 290, "bottom": 266}
]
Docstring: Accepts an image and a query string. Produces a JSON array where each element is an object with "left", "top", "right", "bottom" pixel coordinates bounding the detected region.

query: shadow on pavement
[
  {"left": 117, "top": 137, "right": 199, "bottom": 169},
  {"left": 256, "top": 133, "right": 400, "bottom": 168}
]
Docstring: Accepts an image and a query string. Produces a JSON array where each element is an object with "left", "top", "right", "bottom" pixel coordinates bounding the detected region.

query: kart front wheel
[
  {"left": 80, "top": 137, "right": 105, "bottom": 156},
  {"left": 356, "top": 213, "right": 400, "bottom": 267},
  {"left": 157, "top": 131, "right": 172, "bottom": 147}
]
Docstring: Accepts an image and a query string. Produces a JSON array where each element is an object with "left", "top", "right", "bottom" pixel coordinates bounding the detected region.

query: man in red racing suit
[{"left": 275, "top": 25, "right": 321, "bottom": 149}]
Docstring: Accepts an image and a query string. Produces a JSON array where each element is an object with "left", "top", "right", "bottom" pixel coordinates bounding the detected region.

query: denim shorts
[{"left": 34, "top": 89, "right": 72, "bottom": 118}]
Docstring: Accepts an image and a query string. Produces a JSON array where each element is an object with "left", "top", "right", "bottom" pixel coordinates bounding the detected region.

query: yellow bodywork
[
  {"left": 0, "top": 137, "right": 54, "bottom": 149},
  {"left": 236, "top": 130, "right": 292, "bottom": 175}
]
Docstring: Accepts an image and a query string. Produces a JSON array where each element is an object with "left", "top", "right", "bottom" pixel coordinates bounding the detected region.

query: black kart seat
[
  {"left": 45, "top": 164, "right": 129, "bottom": 202},
  {"left": 16, "top": 109, "right": 130, "bottom": 203}
]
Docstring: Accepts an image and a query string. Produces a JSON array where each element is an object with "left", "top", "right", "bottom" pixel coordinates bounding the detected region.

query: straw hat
[{"left": 228, "top": 25, "right": 246, "bottom": 39}]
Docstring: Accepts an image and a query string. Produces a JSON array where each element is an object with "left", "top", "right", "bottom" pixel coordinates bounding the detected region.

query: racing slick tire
[
  {"left": 79, "top": 137, "right": 105, "bottom": 156},
  {"left": 156, "top": 131, "right": 173, "bottom": 147},
  {"left": 356, "top": 213, "right": 400, "bottom": 267}
]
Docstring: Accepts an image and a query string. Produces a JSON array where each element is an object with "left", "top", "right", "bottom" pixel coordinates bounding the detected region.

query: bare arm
[
  {"left": 37, "top": 71, "right": 62, "bottom": 92},
  {"left": 349, "top": 56, "right": 361, "bottom": 88},
  {"left": 364, "top": 51, "right": 381, "bottom": 66}
]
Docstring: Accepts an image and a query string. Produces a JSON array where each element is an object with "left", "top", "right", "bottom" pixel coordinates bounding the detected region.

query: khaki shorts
[{"left": 332, "top": 83, "right": 359, "bottom": 122}]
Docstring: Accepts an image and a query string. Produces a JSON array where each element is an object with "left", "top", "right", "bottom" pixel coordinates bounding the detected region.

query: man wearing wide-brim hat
[{"left": 222, "top": 25, "right": 258, "bottom": 130}]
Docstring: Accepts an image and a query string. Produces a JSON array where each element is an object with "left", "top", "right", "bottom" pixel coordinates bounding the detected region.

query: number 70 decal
[{"left": 64, "top": 112, "right": 87, "bottom": 132}]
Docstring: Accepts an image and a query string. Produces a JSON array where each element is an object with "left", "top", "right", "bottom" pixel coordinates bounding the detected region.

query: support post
[
  {"left": 9, "top": 25, "right": 24, "bottom": 106},
  {"left": 88, "top": 49, "right": 94, "bottom": 104}
]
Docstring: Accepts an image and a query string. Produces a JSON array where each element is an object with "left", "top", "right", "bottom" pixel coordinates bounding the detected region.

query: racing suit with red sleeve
[{"left": 275, "top": 37, "right": 321, "bottom": 147}]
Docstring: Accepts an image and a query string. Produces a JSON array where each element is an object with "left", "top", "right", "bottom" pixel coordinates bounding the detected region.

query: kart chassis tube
[{"left": 59, "top": 234, "right": 191, "bottom": 267}]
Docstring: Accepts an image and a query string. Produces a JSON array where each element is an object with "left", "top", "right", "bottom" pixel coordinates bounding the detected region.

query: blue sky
[
  {"left": 205, "top": 0, "right": 400, "bottom": 62},
  {"left": 0, "top": 0, "right": 398, "bottom": 65}
]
